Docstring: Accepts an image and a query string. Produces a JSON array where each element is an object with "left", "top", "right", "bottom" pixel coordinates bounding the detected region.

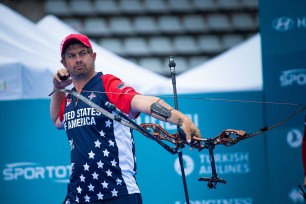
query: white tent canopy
[
  {"left": 0, "top": 4, "right": 59, "bottom": 66},
  {"left": 147, "top": 34, "right": 263, "bottom": 95},
  {"left": 0, "top": 4, "right": 57, "bottom": 99},
  {"left": 0, "top": 56, "right": 53, "bottom": 99}
]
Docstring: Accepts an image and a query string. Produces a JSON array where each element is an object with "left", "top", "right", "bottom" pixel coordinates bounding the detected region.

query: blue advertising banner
[
  {"left": 136, "top": 92, "right": 267, "bottom": 204},
  {"left": 0, "top": 91, "right": 269, "bottom": 203},
  {"left": 0, "top": 100, "right": 69, "bottom": 203},
  {"left": 259, "top": 0, "right": 306, "bottom": 203}
]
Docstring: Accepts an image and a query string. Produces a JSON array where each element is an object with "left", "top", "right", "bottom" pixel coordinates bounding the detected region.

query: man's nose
[{"left": 75, "top": 54, "right": 83, "bottom": 62}]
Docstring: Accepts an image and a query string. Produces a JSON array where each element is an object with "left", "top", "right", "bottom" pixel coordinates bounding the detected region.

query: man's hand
[
  {"left": 53, "top": 68, "right": 72, "bottom": 89},
  {"left": 180, "top": 117, "right": 201, "bottom": 149}
]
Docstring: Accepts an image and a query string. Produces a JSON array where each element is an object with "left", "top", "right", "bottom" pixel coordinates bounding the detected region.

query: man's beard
[{"left": 71, "top": 64, "right": 93, "bottom": 80}]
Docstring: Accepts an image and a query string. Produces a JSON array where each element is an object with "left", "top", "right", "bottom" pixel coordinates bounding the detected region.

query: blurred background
[
  {"left": 1, "top": 0, "right": 306, "bottom": 204},
  {"left": 1, "top": 0, "right": 258, "bottom": 76}
]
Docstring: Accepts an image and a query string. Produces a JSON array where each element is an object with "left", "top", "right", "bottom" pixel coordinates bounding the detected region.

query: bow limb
[
  {"left": 212, "top": 129, "right": 247, "bottom": 147},
  {"left": 140, "top": 123, "right": 185, "bottom": 151},
  {"left": 192, "top": 106, "right": 306, "bottom": 150}
]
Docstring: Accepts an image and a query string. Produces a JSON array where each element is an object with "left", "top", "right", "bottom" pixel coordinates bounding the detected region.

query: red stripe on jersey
[
  {"left": 102, "top": 74, "right": 140, "bottom": 117},
  {"left": 59, "top": 96, "right": 67, "bottom": 122}
]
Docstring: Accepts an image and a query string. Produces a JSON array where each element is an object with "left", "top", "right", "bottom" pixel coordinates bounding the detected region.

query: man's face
[{"left": 61, "top": 43, "right": 96, "bottom": 79}]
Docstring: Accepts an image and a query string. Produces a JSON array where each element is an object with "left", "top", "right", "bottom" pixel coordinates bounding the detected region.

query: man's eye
[
  {"left": 67, "top": 54, "right": 75, "bottom": 58},
  {"left": 80, "top": 51, "right": 87, "bottom": 56}
]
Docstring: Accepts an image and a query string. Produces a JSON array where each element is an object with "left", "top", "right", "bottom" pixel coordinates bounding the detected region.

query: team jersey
[{"left": 59, "top": 72, "right": 140, "bottom": 203}]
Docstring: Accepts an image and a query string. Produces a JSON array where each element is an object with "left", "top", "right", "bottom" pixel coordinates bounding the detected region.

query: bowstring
[
  {"left": 78, "top": 89, "right": 306, "bottom": 142},
  {"left": 78, "top": 90, "right": 306, "bottom": 107}
]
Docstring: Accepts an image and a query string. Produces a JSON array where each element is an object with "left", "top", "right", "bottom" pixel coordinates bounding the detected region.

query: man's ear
[{"left": 60, "top": 59, "right": 66, "bottom": 67}]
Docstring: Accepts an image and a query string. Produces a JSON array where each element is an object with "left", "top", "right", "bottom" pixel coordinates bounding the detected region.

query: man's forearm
[{"left": 50, "top": 91, "right": 66, "bottom": 125}]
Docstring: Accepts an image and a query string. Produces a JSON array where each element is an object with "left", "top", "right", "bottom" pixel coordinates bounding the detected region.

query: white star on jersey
[
  {"left": 99, "top": 130, "right": 105, "bottom": 137},
  {"left": 84, "top": 194, "right": 90, "bottom": 202},
  {"left": 83, "top": 163, "right": 90, "bottom": 171},
  {"left": 97, "top": 160, "right": 104, "bottom": 169},
  {"left": 111, "top": 159, "right": 117, "bottom": 167},
  {"left": 80, "top": 174, "right": 86, "bottom": 182},
  {"left": 116, "top": 178, "right": 122, "bottom": 185},
  {"left": 105, "top": 120, "right": 112, "bottom": 127},
  {"left": 111, "top": 188, "right": 118, "bottom": 197},
  {"left": 94, "top": 140, "right": 101, "bottom": 148},
  {"left": 97, "top": 192, "right": 104, "bottom": 200},
  {"left": 101, "top": 180, "right": 108, "bottom": 189},
  {"left": 108, "top": 139, "right": 115, "bottom": 147},
  {"left": 106, "top": 169, "right": 112, "bottom": 177},
  {"left": 88, "top": 150, "right": 95, "bottom": 159},
  {"left": 92, "top": 172, "right": 99, "bottom": 180},
  {"left": 103, "top": 149, "right": 110, "bottom": 157},
  {"left": 77, "top": 186, "right": 82, "bottom": 194},
  {"left": 88, "top": 183, "right": 95, "bottom": 192},
  {"left": 88, "top": 92, "right": 96, "bottom": 100}
]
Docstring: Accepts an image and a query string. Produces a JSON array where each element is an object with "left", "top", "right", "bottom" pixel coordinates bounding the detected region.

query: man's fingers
[
  {"left": 53, "top": 69, "right": 72, "bottom": 89},
  {"left": 192, "top": 129, "right": 201, "bottom": 138},
  {"left": 57, "top": 72, "right": 69, "bottom": 81},
  {"left": 186, "top": 131, "right": 200, "bottom": 143},
  {"left": 56, "top": 69, "right": 70, "bottom": 82}
]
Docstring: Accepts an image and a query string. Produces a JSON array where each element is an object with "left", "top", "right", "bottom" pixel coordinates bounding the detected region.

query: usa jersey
[{"left": 59, "top": 72, "right": 140, "bottom": 203}]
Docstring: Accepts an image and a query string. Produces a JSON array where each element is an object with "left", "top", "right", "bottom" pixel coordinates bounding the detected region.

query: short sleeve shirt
[{"left": 58, "top": 72, "right": 141, "bottom": 203}]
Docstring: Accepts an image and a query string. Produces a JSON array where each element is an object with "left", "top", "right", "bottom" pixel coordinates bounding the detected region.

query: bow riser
[{"left": 140, "top": 123, "right": 248, "bottom": 151}]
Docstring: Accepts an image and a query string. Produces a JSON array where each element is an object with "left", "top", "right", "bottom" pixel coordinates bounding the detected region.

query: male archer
[{"left": 50, "top": 34, "right": 201, "bottom": 204}]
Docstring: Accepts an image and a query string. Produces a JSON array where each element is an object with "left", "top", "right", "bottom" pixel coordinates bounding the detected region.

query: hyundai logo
[{"left": 272, "top": 17, "right": 294, "bottom": 32}]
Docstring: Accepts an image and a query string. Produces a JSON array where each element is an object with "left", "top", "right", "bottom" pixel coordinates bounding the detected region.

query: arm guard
[{"left": 150, "top": 100, "right": 172, "bottom": 121}]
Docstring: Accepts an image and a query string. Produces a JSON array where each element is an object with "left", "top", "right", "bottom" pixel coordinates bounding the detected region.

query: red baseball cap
[{"left": 60, "top": 34, "right": 92, "bottom": 55}]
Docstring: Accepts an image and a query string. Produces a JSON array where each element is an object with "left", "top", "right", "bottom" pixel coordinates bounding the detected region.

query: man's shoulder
[
  {"left": 102, "top": 73, "right": 118, "bottom": 79},
  {"left": 101, "top": 73, "right": 122, "bottom": 83}
]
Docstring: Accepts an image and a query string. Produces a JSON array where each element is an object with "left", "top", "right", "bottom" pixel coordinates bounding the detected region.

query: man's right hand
[{"left": 53, "top": 68, "right": 72, "bottom": 89}]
